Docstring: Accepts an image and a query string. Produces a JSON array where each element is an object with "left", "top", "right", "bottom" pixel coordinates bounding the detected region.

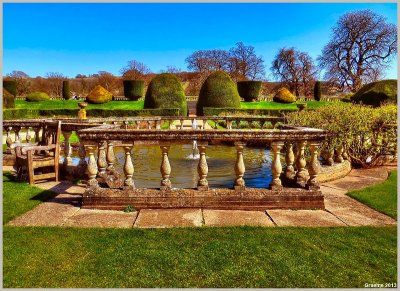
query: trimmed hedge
[
  {"left": 3, "top": 80, "right": 17, "bottom": 97},
  {"left": 3, "top": 108, "right": 180, "bottom": 120},
  {"left": 203, "top": 107, "right": 298, "bottom": 117},
  {"left": 144, "top": 73, "right": 187, "bottom": 116},
  {"left": 86, "top": 85, "right": 113, "bottom": 104},
  {"left": 273, "top": 87, "right": 296, "bottom": 103},
  {"left": 26, "top": 92, "right": 50, "bottom": 102},
  {"left": 314, "top": 81, "right": 321, "bottom": 101},
  {"left": 62, "top": 80, "right": 71, "bottom": 100},
  {"left": 237, "top": 81, "right": 262, "bottom": 102},
  {"left": 351, "top": 79, "right": 397, "bottom": 107},
  {"left": 197, "top": 71, "right": 241, "bottom": 116},
  {"left": 3, "top": 89, "right": 15, "bottom": 108},
  {"left": 123, "top": 80, "right": 144, "bottom": 101}
]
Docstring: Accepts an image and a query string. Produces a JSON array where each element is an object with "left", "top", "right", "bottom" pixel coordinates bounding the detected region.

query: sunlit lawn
[{"left": 15, "top": 100, "right": 144, "bottom": 110}]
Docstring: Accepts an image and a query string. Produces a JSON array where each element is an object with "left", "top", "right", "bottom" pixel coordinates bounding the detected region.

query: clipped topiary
[
  {"left": 62, "top": 80, "right": 71, "bottom": 100},
  {"left": 3, "top": 80, "right": 17, "bottom": 97},
  {"left": 26, "top": 92, "right": 50, "bottom": 102},
  {"left": 123, "top": 80, "right": 144, "bottom": 101},
  {"left": 273, "top": 87, "right": 296, "bottom": 103},
  {"left": 144, "top": 73, "right": 187, "bottom": 116},
  {"left": 3, "top": 89, "right": 15, "bottom": 108},
  {"left": 314, "top": 81, "right": 321, "bottom": 101},
  {"left": 197, "top": 71, "right": 241, "bottom": 116},
  {"left": 237, "top": 81, "right": 262, "bottom": 102},
  {"left": 351, "top": 79, "right": 397, "bottom": 107},
  {"left": 86, "top": 85, "right": 113, "bottom": 104}
]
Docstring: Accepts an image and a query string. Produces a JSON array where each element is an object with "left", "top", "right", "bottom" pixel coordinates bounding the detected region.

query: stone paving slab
[
  {"left": 267, "top": 210, "right": 347, "bottom": 227},
  {"left": 133, "top": 208, "right": 203, "bottom": 228},
  {"left": 63, "top": 209, "right": 138, "bottom": 228},
  {"left": 203, "top": 210, "right": 274, "bottom": 227}
]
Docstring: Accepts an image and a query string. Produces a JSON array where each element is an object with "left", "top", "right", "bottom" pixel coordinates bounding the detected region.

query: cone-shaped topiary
[
  {"left": 62, "top": 80, "right": 71, "bottom": 100},
  {"left": 237, "top": 81, "right": 262, "bottom": 102},
  {"left": 3, "top": 89, "right": 15, "bottom": 108},
  {"left": 144, "top": 73, "right": 187, "bottom": 116},
  {"left": 351, "top": 79, "right": 397, "bottom": 107},
  {"left": 273, "top": 87, "right": 296, "bottom": 103},
  {"left": 197, "top": 71, "right": 241, "bottom": 116},
  {"left": 26, "top": 92, "right": 50, "bottom": 102},
  {"left": 86, "top": 85, "right": 113, "bottom": 104},
  {"left": 123, "top": 80, "right": 144, "bottom": 101},
  {"left": 314, "top": 81, "right": 321, "bottom": 101},
  {"left": 3, "top": 80, "right": 17, "bottom": 97}
]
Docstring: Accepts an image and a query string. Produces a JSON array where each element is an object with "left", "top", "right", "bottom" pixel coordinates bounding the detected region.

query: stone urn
[
  {"left": 78, "top": 102, "right": 88, "bottom": 119},
  {"left": 296, "top": 103, "right": 307, "bottom": 111}
]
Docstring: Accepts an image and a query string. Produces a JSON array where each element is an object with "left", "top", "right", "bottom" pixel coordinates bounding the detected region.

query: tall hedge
[
  {"left": 144, "top": 73, "right": 187, "bottom": 116},
  {"left": 197, "top": 71, "right": 241, "bottom": 116},
  {"left": 62, "top": 80, "right": 71, "bottom": 100},
  {"left": 3, "top": 89, "right": 15, "bottom": 108},
  {"left": 123, "top": 80, "right": 144, "bottom": 101},
  {"left": 237, "top": 81, "right": 262, "bottom": 102},
  {"left": 314, "top": 81, "right": 321, "bottom": 101},
  {"left": 351, "top": 79, "right": 397, "bottom": 107},
  {"left": 3, "top": 80, "right": 17, "bottom": 97}
]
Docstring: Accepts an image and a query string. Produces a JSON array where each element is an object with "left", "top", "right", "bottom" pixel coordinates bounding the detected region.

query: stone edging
[{"left": 317, "top": 160, "right": 352, "bottom": 183}]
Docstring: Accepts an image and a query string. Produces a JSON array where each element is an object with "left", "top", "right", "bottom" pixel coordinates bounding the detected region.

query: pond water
[{"left": 67, "top": 143, "right": 273, "bottom": 189}]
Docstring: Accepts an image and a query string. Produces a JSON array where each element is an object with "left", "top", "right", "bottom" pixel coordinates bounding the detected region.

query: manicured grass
[
  {"left": 15, "top": 100, "right": 144, "bottom": 110},
  {"left": 3, "top": 226, "right": 397, "bottom": 288},
  {"left": 3, "top": 172, "right": 57, "bottom": 224},
  {"left": 240, "top": 100, "right": 331, "bottom": 110},
  {"left": 347, "top": 170, "right": 397, "bottom": 219}
]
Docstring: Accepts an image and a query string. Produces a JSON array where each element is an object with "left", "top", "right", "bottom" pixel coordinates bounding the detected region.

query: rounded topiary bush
[
  {"left": 351, "top": 79, "right": 397, "bottom": 107},
  {"left": 123, "top": 80, "right": 144, "bottom": 101},
  {"left": 86, "top": 85, "right": 113, "bottom": 104},
  {"left": 197, "top": 71, "right": 241, "bottom": 116},
  {"left": 144, "top": 73, "right": 187, "bottom": 116},
  {"left": 3, "top": 80, "right": 17, "bottom": 97},
  {"left": 237, "top": 81, "right": 262, "bottom": 102},
  {"left": 273, "top": 87, "right": 296, "bottom": 103},
  {"left": 26, "top": 92, "right": 50, "bottom": 102},
  {"left": 62, "top": 80, "right": 71, "bottom": 100},
  {"left": 3, "top": 89, "right": 15, "bottom": 108}
]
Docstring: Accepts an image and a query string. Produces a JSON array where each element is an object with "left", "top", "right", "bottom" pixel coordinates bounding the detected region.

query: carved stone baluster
[
  {"left": 270, "top": 141, "right": 284, "bottom": 190},
  {"left": 335, "top": 145, "right": 344, "bottom": 163},
  {"left": 78, "top": 143, "right": 87, "bottom": 174},
  {"left": 295, "top": 141, "right": 308, "bottom": 187},
  {"left": 147, "top": 121, "right": 152, "bottom": 129},
  {"left": 234, "top": 142, "right": 246, "bottom": 189},
  {"left": 97, "top": 141, "right": 107, "bottom": 176},
  {"left": 26, "top": 127, "right": 32, "bottom": 143},
  {"left": 14, "top": 127, "right": 21, "bottom": 143},
  {"left": 160, "top": 145, "right": 172, "bottom": 190},
  {"left": 156, "top": 120, "right": 161, "bottom": 130},
  {"left": 227, "top": 120, "right": 233, "bottom": 130},
  {"left": 326, "top": 146, "right": 335, "bottom": 166},
  {"left": 285, "top": 142, "right": 295, "bottom": 179},
  {"left": 6, "top": 127, "right": 12, "bottom": 151},
  {"left": 106, "top": 141, "right": 115, "bottom": 171},
  {"left": 197, "top": 142, "right": 209, "bottom": 190},
  {"left": 307, "top": 142, "right": 321, "bottom": 190},
  {"left": 86, "top": 145, "right": 98, "bottom": 187},
  {"left": 180, "top": 119, "right": 184, "bottom": 130},
  {"left": 33, "top": 127, "right": 41, "bottom": 143},
  {"left": 342, "top": 145, "right": 349, "bottom": 160},
  {"left": 62, "top": 131, "right": 73, "bottom": 167},
  {"left": 123, "top": 145, "right": 135, "bottom": 188}
]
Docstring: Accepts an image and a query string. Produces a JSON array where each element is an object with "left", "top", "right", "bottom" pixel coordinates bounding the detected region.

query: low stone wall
[{"left": 317, "top": 160, "right": 352, "bottom": 183}]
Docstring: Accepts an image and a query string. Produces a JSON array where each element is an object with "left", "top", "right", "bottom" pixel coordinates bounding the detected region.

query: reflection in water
[{"left": 66, "top": 144, "right": 273, "bottom": 189}]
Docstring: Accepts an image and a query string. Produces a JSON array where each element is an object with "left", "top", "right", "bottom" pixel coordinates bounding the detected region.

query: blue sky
[{"left": 3, "top": 2, "right": 398, "bottom": 80}]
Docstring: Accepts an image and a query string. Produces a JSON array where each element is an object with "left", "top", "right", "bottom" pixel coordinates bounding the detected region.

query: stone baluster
[
  {"left": 260, "top": 120, "right": 266, "bottom": 129},
  {"left": 86, "top": 145, "right": 98, "bottom": 187},
  {"left": 106, "top": 141, "right": 115, "bottom": 171},
  {"left": 326, "top": 144, "right": 335, "bottom": 165},
  {"left": 234, "top": 142, "right": 246, "bottom": 189},
  {"left": 169, "top": 121, "right": 173, "bottom": 129},
  {"left": 97, "top": 141, "right": 107, "bottom": 176},
  {"left": 62, "top": 131, "right": 73, "bottom": 167},
  {"left": 77, "top": 143, "right": 87, "bottom": 174},
  {"left": 180, "top": 119, "right": 185, "bottom": 130},
  {"left": 295, "top": 141, "right": 308, "bottom": 187},
  {"left": 227, "top": 120, "right": 233, "bottom": 130},
  {"left": 33, "top": 127, "right": 41, "bottom": 143},
  {"left": 156, "top": 120, "right": 161, "bottom": 130},
  {"left": 197, "top": 142, "right": 209, "bottom": 190},
  {"left": 307, "top": 142, "right": 321, "bottom": 190},
  {"left": 284, "top": 142, "right": 295, "bottom": 179},
  {"left": 160, "top": 145, "right": 172, "bottom": 190},
  {"left": 135, "top": 121, "right": 140, "bottom": 129},
  {"left": 123, "top": 145, "right": 135, "bottom": 188},
  {"left": 14, "top": 127, "right": 21, "bottom": 143},
  {"left": 26, "top": 127, "right": 32, "bottom": 143},
  {"left": 335, "top": 145, "right": 344, "bottom": 163},
  {"left": 6, "top": 127, "right": 12, "bottom": 151},
  {"left": 270, "top": 141, "right": 284, "bottom": 190},
  {"left": 147, "top": 121, "right": 152, "bottom": 129}
]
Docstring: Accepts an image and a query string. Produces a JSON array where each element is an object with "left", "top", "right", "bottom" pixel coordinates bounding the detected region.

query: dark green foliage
[
  {"left": 123, "top": 80, "right": 145, "bottom": 101},
  {"left": 62, "top": 80, "right": 71, "bottom": 100},
  {"left": 314, "top": 81, "right": 321, "bottom": 101},
  {"left": 3, "top": 89, "right": 15, "bottom": 109},
  {"left": 237, "top": 81, "right": 262, "bottom": 102},
  {"left": 197, "top": 71, "right": 241, "bottom": 116},
  {"left": 144, "top": 73, "right": 187, "bottom": 116},
  {"left": 203, "top": 107, "right": 296, "bottom": 117},
  {"left": 351, "top": 79, "right": 397, "bottom": 107},
  {"left": 3, "top": 80, "right": 17, "bottom": 96},
  {"left": 26, "top": 92, "right": 50, "bottom": 102}
]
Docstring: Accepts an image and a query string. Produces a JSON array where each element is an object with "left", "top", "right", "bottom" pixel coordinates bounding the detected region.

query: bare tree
[
  {"left": 96, "top": 71, "right": 119, "bottom": 94},
  {"left": 46, "top": 72, "right": 67, "bottom": 97},
  {"left": 120, "top": 60, "right": 151, "bottom": 80},
  {"left": 5, "top": 70, "right": 31, "bottom": 96},
  {"left": 229, "top": 42, "right": 265, "bottom": 81},
  {"left": 318, "top": 10, "right": 397, "bottom": 92},
  {"left": 271, "top": 47, "right": 317, "bottom": 96},
  {"left": 185, "top": 49, "right": 231, "bottom": 73}
]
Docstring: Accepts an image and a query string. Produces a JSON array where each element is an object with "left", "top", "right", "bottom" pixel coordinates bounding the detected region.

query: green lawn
[
  {"left": 347, "top": 170, "right": 397, "bottom": 219},
  {"left": 240, "top": 100, "right": 331, "bottom": 110},
  {"left": 15, "top": 100, "right": 144, "bottom": 110}
]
